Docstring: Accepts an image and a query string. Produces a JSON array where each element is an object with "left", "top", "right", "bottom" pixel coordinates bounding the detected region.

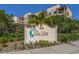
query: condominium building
[{"left": 47, "top": 5, "right": 72, "bottom": 18}]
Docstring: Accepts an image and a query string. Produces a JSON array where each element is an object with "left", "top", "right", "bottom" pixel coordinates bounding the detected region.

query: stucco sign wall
[{"left": 24, "top": 25, "right": 57, "bottom": 44}]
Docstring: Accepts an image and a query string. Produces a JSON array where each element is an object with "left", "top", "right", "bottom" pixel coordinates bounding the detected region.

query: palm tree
[
  {"left": 37, "top": 11, "right": 47, "bottom": 27},
  {"left": 28, "top": 15, "right": 38, "bottom": 26},
  {"left": 28, "top": 11, "right": 48, "bottom": 28}
]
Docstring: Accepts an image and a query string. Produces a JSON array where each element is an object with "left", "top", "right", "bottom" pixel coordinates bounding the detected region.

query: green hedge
[{"left": 58, "top": 33, "right": 79, "bottom": 43}]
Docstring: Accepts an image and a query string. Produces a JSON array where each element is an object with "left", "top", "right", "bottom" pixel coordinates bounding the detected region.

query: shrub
[
  {"left": 16, "top": 33, "right": 24, "bottom": 41},
  {"left": 26, "top": 40, "right": 57, "bottom": 49},
  {"left": 58, "top": 33, "right": 79, "bottom": 43},
  {"left": 37, "top": 40, "right": 51, "bottom": 47},
  {"left": 26, "top": 42, "right": 34, "bottom": 49},
  {"left": 0, "top": 33, "right": 17, "bottom": 44}
]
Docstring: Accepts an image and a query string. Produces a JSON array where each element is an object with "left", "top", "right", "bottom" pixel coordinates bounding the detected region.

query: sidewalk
[{"left": 1, "top": 41, "right": 79, "bottom": 54}]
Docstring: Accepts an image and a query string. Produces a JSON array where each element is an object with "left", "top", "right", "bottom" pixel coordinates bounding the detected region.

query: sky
[{"left": 0, "top": 4, "right": 79, "bottom": 19}]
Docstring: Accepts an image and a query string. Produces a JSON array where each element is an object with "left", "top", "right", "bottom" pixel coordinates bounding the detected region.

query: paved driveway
[{"left": 1, "top": 41, "right": 79, "bottom": 54}]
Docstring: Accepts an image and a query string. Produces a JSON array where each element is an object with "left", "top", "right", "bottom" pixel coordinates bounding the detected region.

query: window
[{"left": 53, "top": 11, "right": 57, "bottom": 14}]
